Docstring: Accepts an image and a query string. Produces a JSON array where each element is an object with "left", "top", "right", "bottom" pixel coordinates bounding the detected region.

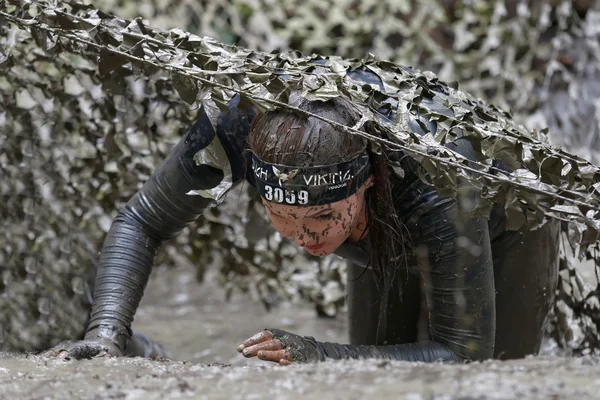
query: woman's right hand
[{"left": 41, "top": 338, "right": 124, "bottom": 360}]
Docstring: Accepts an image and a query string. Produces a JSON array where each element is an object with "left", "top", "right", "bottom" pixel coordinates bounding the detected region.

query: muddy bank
[{"left": 2, "top": 353, "right": 600, "bottom": 399}]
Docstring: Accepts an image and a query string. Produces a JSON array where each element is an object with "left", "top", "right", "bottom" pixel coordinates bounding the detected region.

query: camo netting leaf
[{"left": 2, "top": 0, "right": 600, "bottom": 355}]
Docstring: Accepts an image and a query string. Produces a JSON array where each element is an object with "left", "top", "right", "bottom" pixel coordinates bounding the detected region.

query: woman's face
[{"left": 262, "top": 179, "right": 373, "bottom": 256}]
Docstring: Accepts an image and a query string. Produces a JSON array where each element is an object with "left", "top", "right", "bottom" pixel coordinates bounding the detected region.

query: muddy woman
[{"left": 44, "top": 64, "right": 560, "bottom": 364}]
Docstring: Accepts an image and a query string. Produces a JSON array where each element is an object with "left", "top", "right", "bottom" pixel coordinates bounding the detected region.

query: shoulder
[{"left": 181, "top": 94, "right": 258, "bottom": 184}]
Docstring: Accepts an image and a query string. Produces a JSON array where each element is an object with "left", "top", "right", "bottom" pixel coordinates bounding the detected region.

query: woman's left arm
[
  {"left": 323, "top": 136, "right": 497, "bottom": 362},
  {"left": 402, "top": 183, "right": 496, "bottom": 361}
]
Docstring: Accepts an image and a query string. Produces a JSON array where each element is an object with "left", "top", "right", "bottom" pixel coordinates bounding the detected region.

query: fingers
[
  {"left": 39, "top": 349, "right": 56, "bottom": 357},
  {"left": 40, "top": 342, "right": 71, "bottom": 359},
  {"left": 41, "top": 347, "right": 78, "bottom": 360},
  {"left": 241, "top": 339, "right": 282, "bottom": 358},
  {"left": 257, "top": 349, "right": 290, "bottom": 363},
  {"left": 237, "top": 330, "right": 295, "bottom": 365},
  {"left": 58, "top": 350, "right": 70, "bottom": 359},
  {"left": 40, "top": 348, "right": 75, "bottom": 360},
  {"left": 39, "top": 340, "right": 118, "bottom": 360},
  {"left": 237, "top": 330, "right": 274, "bottom": 353}
]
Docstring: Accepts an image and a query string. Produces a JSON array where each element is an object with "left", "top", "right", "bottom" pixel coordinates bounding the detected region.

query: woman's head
[
  {"left": 247, "top": 91, "right": 406, "bottom": 294},
  {"left": 247, "top": 94, "right": 373, "bottom": 256}
]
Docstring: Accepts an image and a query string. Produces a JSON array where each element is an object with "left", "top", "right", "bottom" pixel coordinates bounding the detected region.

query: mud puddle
[
  {"left": 1, "top": 264, "right": 599, "bottom": 399},
  {"left": 2, "top": 353, "right": 600, "bottom": 399}
]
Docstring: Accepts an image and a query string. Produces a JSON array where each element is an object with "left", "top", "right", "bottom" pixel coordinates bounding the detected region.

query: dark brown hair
[{"left": 247, "top": 93, "right": 406, "bottom": 294}]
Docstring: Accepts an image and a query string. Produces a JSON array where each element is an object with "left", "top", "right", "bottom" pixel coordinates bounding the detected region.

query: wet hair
[{"left": 247, "top": 92, "right": 406, "bottom": 293}]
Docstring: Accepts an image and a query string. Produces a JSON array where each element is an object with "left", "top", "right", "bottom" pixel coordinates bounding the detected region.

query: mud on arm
[
  {"left": 85, "top": 96, "right": 255, "bottom": 354},
  {"left": 409, "top": 189, "right": 496, "bottom": 361},
  {"left": 365, "top": 128, "right": 497, "bottom": 362}
]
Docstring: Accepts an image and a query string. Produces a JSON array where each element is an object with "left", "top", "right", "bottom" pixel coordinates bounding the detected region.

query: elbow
[
  {"left": 112, "top": 191, "right": 177, "bottom": 242},
  {"left": 103, "top": 207, "right": 161, "bottom": 250},
  {"left": 434, "top": 330, "right": 495, "bottom": 362},
  {"left": 97, "top": 197, "right": 166, "bottom": 257},
  {"left": 455, "top": 339, "right": 495, "bottom": 362}
]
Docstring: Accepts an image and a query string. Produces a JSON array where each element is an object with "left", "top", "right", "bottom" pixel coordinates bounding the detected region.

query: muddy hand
[
  {"left": 237, "top": 330, "right": 293, "bottom": 365},
  {"left": 41, "top": 339, "right": 123, "bottom": 360},
  {"left": 237, "top": 329, "right": 325, "bottom": 365}
]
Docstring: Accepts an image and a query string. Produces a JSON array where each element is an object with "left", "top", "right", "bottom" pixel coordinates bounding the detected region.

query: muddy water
[
  {"left": 2, "top": 352, "right": 600, "bottom": 399},
  {"left": 132, "top": 264, "right": 348, "bottom": 365},
  {"left": 2, "top": 264, "right": 599, "bottom": 399}
]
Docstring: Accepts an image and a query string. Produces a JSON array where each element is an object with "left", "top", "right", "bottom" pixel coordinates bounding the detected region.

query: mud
[
  {"left": 1, "top": 263, "right": 599, "bottom": 400},
  {"left": 130, "top": 263, "right": 348, "bottom": 365},
  {"left": 3, "top": 353, "right": 600, "bottom": 400}
]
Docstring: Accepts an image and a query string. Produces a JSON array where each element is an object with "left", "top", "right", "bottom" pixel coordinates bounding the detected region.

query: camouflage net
[
  {"left": 2, "top": 0, "right": 600, "bottom": 355},
  {"left": 104, "top": 0, "right": 600, "bottom": 164}
]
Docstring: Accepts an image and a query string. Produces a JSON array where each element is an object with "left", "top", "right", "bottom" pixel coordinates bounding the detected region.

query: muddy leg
[
  {"left": 347, "top": 263, "right": 422, "bottom": 346},
  {"left": 491, "top": 220, "right": 560, "bottom": 359}
]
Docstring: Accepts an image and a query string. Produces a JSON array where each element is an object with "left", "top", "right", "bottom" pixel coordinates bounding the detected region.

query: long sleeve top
[{"left": 86, "top": 66, "right": 505, "bottom": 362}]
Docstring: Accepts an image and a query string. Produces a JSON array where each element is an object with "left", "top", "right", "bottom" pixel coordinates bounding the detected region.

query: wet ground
[
  {"left": 3, "top": 353, "right": 600, "bottom": 400},
  {"left": 2, "top": 263, "right": 600, "bottom": 399}
]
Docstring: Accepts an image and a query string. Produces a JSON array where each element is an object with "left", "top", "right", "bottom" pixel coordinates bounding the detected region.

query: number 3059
[{"left": 264, "top": 185, "right": 309, "bottom": 205}]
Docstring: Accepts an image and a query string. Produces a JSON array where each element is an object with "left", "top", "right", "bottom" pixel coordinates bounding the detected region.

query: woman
[{"left": 45, "top": 65, "right": 560, "bottom": 364}]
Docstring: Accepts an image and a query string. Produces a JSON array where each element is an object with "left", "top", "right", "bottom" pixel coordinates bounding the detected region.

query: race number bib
[{"left": 263, "top": 185, "right": 309, "bottom": 205}]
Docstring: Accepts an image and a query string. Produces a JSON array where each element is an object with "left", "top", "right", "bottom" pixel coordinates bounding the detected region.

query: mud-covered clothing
[{"left": 86, "top": 67, "right": 559, "bottom": 362}]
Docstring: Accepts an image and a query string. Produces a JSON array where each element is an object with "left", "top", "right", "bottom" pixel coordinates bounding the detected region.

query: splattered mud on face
[{"left": 263, "top": 180, "right": 372, "bottom": 256}]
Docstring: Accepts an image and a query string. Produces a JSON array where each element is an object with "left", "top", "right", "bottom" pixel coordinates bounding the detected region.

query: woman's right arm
[{"left": 51, "top": 95, "right": 255, "bottom": 359}]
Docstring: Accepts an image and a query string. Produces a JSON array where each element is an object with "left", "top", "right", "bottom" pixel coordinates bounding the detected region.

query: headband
[{"left": 250, "top": 152, "right": 371, "bottom": 206}]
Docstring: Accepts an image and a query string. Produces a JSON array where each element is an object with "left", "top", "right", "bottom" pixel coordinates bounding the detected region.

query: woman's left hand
[{"left": 236, "top": 328, "right": 324, "bottom": 365}]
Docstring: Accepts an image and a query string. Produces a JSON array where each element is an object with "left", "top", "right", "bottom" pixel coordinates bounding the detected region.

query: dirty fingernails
[{"left": 242, "top": 348, "right": 254, "bottom": 357}]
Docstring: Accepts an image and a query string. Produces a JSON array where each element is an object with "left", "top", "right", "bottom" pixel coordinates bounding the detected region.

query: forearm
[
  {"left": 86, "top": 130, "right": 225, "bottom": 347},
  {"left": 317, "top": 340, "right": 458, "bottom": 362},
  {"left": 84, "top": 210, "right": 161, "bottom": 348},
  {"left": 271, "top": 328, "right": 458, "bottom": 363}
]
